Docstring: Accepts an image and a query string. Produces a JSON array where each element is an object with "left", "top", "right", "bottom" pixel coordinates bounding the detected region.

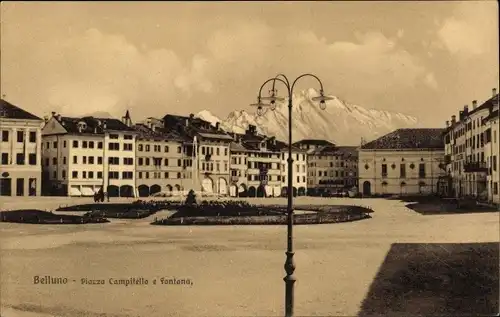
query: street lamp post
[{"left": 250, "top": 73, "right": 332, "bottom": 317}]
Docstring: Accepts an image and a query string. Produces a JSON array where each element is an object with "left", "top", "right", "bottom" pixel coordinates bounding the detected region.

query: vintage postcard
[{"left": 1, "top": 1, "right": 499, "bottom": 317}]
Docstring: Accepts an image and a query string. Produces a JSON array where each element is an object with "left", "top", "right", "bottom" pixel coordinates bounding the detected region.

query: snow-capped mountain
[{"left": 195, "top": 88, "right": 419, "bottom": 145}]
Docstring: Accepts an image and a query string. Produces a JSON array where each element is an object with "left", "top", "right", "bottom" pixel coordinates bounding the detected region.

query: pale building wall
[
  {"left": 280, "top": 151, "right": 308, "bottom": 193},
  {"left": 135, "top": 139, "right": 188, "bottom": 196},
  {"left": 228, "top": 150, "right": 248, "bottom": 197},
  {"left": 198, "top": 140, "right": 231, "bottom": 195},
  {"left": 0, "top": 118, "right": 43, "bottom": 196},
  {"left": 358, "top": 149, "right": 446, "bottom": 195}
]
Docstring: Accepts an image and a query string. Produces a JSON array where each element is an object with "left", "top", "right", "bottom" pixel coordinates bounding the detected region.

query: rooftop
[
  {"left": 361, "top": 128, "right": 445, "bottom": 150},
  {"left": 56, "top": 116, "right": 135, "bottom": 134},
  {"left": 0, "top": 99, "right": 42, "bottom": 121}
]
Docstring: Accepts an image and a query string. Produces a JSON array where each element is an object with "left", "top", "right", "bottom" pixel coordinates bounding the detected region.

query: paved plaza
[{"left": 1, "top": 196, "right": 499, "bottom": 317}]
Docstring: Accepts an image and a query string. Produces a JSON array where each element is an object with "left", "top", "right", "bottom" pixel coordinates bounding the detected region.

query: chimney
[
  {"left": 493, "top": 88, "right": 497, "bottom": 97},
  {"left": 185, "top": 118, "right": 189, "bottom": 126},
  {"left": 56, "top": 114, "right": 62, "bottom": 121},
  {"left": 43, "top": 116, "right": 49, "bottom": 124},
  {"left": 445, "top": 120, "right": 449, "bottom": 127},
  {"left": 103, "top": 120, "right": 107, "bottom": 129},
  {"left": 451, "top": 115, "right": 456, "bottom": 124},
  {"left": 472, "top": 100, "right": 477, "bottom": 109},
  {"left": 463, "top": 105, "right": 468, "bottom": 114},
  {"left": 215, "top": 122, "right": 220, "bottom": 130},
  {"left": 51, "top": 111, "right": 56, "bottom": 117}
]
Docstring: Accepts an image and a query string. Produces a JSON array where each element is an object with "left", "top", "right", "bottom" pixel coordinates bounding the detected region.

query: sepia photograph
[{"left": 0, "top": 1, "right": 499, "bottom": 317}]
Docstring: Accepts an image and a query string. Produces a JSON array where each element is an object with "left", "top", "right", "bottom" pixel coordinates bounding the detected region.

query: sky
[{"left": 1, "top": 1, "right": 498, "bottom": 127}]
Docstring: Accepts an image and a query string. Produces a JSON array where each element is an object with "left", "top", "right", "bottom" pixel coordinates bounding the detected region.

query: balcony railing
[
  {"left": 463, "top": 161, "right": 488, "bottom": 173},
  {"left": 381, "top": 172, "right": 388, "bottom": 178}
]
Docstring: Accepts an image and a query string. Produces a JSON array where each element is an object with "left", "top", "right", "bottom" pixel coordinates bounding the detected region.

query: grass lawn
[
  {"left": 406, "top": 202, "right": 499, "bottom": 215},
  {"left": 358, "top": 242, "right": 499, "bottom": 317}
]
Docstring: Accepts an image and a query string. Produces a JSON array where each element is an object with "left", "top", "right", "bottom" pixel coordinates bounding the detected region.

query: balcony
[
  {"left": 381, "top": 172, "right": 388, "bottom": 178},
  {"left": 463, "top": 161, "right": 488, "bottom": 173},
  {"left": 230, "top": 175, "right": 239, "bottom": 183}
]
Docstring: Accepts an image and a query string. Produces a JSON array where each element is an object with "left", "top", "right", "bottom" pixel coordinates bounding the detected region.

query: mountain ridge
[{"left": 196, "top": 88, "right": 419, "bottom": 145}]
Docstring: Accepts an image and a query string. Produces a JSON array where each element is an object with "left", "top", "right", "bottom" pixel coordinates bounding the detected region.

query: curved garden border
[{"left": 152, "top": 204, "right": 373, "bottom": 226}]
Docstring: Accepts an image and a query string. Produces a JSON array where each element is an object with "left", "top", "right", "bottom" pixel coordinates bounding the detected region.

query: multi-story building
[
  {"left": 228, "top": 125, "right": 283, "bottom": 197},
  {"left": 228, "top": 138, "right": 248, "bottom": 197},
  {"left": 483, "top": 90, "right": 499, "bottom": 204},
  {"left": 132, "top": 115, "right": 193, "bottom": 197},
  {"left": 0, "top": 99, "right": 43, "bottom": 197},
  {"left": 358, "top": 128, "right": 446, "bottom": 196},
  {"left": 163, "top": 114, "right": 233, "bottom": 196},
  {"left": 279, "top": 141, "right": 308, "bottom": 197},
  {"left": 41, "top": 112, "right": 137, "bottom": 197},
  {"left": 443, "top": 88, "right": 499, "bottom": 203},
  {"left": 293, "top": 139, "right": 359, "bottom": 196}
]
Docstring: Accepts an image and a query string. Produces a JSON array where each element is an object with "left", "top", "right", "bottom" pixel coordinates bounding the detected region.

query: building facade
[
  {"left": 279, "top": 142, "right": 308, "bottom": 196},
  {"left": 358, "top": 128, "right": 446, "bottom": 196},
  {"left": 293, "top": 139, "right": 358, "bottom": 196},
  {"left": 163, "top": 114, "right": 233, "bottom": 196},
  {"left": 0, "top": 99, "right": 43, "bottom": 197},
  {"left": 443, "top": 88, "right": 499, "bottom": 204},
  {"left": 133, "top": 115, "right": 193, "bottom": 197},
  {"left": 41, "top": 113, "right": 137, "bottom": 197}
]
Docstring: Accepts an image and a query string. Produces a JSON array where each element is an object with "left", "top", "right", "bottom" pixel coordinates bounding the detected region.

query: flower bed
[
  {"left": 0, "top": 210, "right": 109, "bottom": 224},
  {"left": 152, "top": 204, "right": 373, "bottom": 226},
  {"left": 153, "top": 210, "right": 371, "bottom": 226}
]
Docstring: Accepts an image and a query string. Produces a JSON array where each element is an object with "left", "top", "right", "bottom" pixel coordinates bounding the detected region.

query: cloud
[
  {"left": 436, "top": 2, "right": 497, "bottom": 58},
  {"left": 424, "top": 73, "right": 438, "bottom": 90},
  {"left": 2, "top": 21, "right": 434, "bottom": 119}
]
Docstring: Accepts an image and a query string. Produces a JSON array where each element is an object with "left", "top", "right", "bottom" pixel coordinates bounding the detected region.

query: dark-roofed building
[
  {"left": 358, "top": 128, "right": 446, "bottom": 196},
  {"left": 41, "top": 112, "right": 137, "bottom": 197},
  {"left": 228, "top": 125, "right": 284, "bottom": 197},
  {"left": 0, "top": 99, "right": 43, "bottom": 197},
  {"left": 443, "top": 87, "right": 499, "bottom": 204},
  {"left": 133, "top": 116, "right": 196, "bottom": 197},
  {"left": 163, "top": 113, "right": 233, "bottom": 195},
  {"left": 294, "top": 138, "right": 359, "bottom": 196}
]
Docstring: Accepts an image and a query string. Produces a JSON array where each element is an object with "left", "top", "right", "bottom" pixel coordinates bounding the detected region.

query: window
[
  {"left": 122, "top": 171, "right": 133, "bottom": 179},
  {"left": 419, "top": 163, "right": 426, "bottom": 178},
  {"left": 400, "top": 164, "right": 406, "bottom": 178},
  {"left": 145, "top": 145, "right": 150, "bottom": 152},
  {"left": 89, "top": 156, "right": 94, "bottom": 164},
  {"left": 97, "top": 171, "right": 103, "bottom": 179},
  {"left": 164, "top": 158, "right": 169, "bottom": 166},
  {"left": 53, "top": 171, "right": 56, "bottom": 179},
  {"left": 63, "top": 140, "right": 67, "bottom": 148},
  {"left": 124, "top": 135, "right": 133, "bottom": 140},
  {"left": 123, "top": 157, "right": 134, "bottom": 165},
  {"left": 109, "top": 157, "right": 119, "bottom": 165},
  {"left": 98, "top": 142, "right": 103, "bottom": 149},
  {"left": 108, "top": 171, "right": 119, "bottom": 179},
  {"left": 494, "top": 156, "right": 497, "bottom": 171},
  {"left": 381, "top": 164, "right": 387, "bottom": 177},
  {"left": 1, "top": 131, "right": 9, "bottom": 142},
  {"left": 494, "top": 182, "right": 498, "bottom": 195},
  {"left": 89, "top": 141, "right": 94, "bottom": 149},
  {"left": 29, "top": 154, "right": 36, "bottom": 165},
  {"left": 1, "top": 153, "right": 8, "bottom": 165},
  {"left": 177, "top": 172, "right": 182, "bottom": 179},
  {"left": 164, "top": 145, "right": 169, "bottom": 152},
  {"left": 29, "top": 131, "right": 36, "bottom": 143},
  {"left": 82, "top": 141, "right": 88, "bottom": 148},
  {"left": 83, "top": 156, "right": 87, "bottom": 164},
  {"left": 224, "top": 148, "right": 228, "bottom": 156},
  {"left": 82, "top": 171, "right": 87, "bottom": 179},
  {"left": 177, "top": 146, "right": 181, "bottom": 153},
  {"left": 72, "top": 140, "right": 79, "bottom": 148},
  {"left": 108, "top": 143, "right": 120, "bottom": 151},
  {"left": 124, "top": 143, "right": 133, "bottom": 151},
  {"left": 16, "top": 178, "right": 24, "bottom": 196},
  {"left": 73, "top": 156, "right": 77, "bottom": 164},
  {"left": 146, "top": 158, "right": 150, "bottom": 165},
  {"left": 109, "top": 134, "right": 119, "bottom": 139},
  {"left": 63, "top": 157, "right": 66, "bottom": 164},
  {"left": 178, "top": 159, "right": 182, "bottom": 166},
  {"left": 16, "top": 153, "right": 25, "bottom": 165},
  {"left": 89, "top": 171, "right": 94, "bottom": 179},
  {"left": 72, "top": 171, "right": 78, "bottom": 179},
  {"left": 138, "top": 144, "right": 143, "bottom": 151},
  {"left": 97, "top": 157, "right": 102, "bottom": 164},
  {"left": 45, "top": 158, "right": 49, "bottom": 166},
  {"left": 62, "top": 170, "right": 66, "bottom": 179},
  {"left": 17, "top": 131, "right": 24, "bottom": 143},
  {"left": 164, "top": 172, "right": 169, "bottom": 178}
]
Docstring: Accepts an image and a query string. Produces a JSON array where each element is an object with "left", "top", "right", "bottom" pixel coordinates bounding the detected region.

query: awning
[
  {"left": 69, "top": 186, "right": 82, "bottom": 196},
  {"left": 265, "top": 185, "right": 273, "bottom": 196},
  {"left": 81, "top": 186, "right": 94, "bottom": 196}
]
